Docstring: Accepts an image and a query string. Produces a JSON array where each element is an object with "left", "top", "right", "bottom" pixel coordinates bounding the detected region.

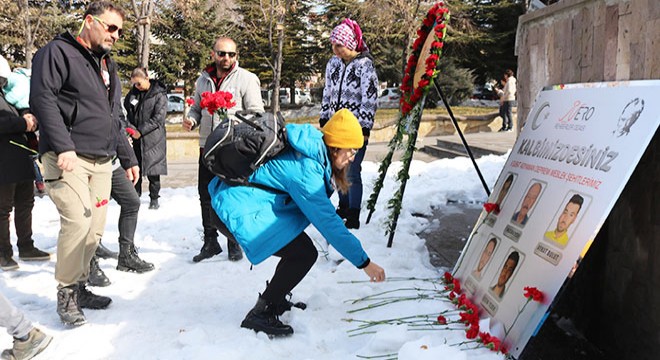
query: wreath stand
[{"left": 365, "top": 2, "right": 491, "bottom": 247}]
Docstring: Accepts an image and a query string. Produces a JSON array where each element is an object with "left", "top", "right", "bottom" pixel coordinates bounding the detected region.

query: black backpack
[{"left": 203, "top": 111, "right": 289, "bottom": 186}]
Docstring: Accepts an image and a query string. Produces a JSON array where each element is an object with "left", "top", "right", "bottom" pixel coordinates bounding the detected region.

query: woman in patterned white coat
[{"left": 320, "top": 18, "right": 379, "bottom": 229}]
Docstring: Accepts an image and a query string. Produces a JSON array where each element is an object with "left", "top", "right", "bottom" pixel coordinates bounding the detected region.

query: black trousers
[
  {"left": 261, "top": 232, "right": 318, "bottom": 304},
  {"left": 133, "top": 139, "right": 161, "bottom": 200},
  {"left": 110, "top": 167, "right": 141, "bottom": 247},
  {"left": 0, "top": 181, "right": 35, "bottom": 256},
  {"left": 198, "top": 149, "right": 217, "bottom": 240}
]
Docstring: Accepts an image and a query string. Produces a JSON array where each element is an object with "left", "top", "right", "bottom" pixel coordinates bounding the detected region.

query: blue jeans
[
  {"left": 502, "top": 101, "right": 514, "bottom": 130},
  {"left": 338, "top": 140, "right": 368, "bottom": 210}
]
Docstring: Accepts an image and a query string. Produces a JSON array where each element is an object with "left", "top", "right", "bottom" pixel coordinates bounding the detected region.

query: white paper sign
[{"left": 453, "top": 80, "right": 660, "bottom": 357}]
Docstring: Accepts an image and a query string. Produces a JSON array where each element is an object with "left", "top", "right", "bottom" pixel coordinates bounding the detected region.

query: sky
[{"left": 1, "top": 154, "right": 509, "bottom": 360}]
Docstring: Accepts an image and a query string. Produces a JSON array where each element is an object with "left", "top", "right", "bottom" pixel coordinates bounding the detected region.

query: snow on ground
[{"left": 1, "top": 154, "right": 507, "bottom": 359}]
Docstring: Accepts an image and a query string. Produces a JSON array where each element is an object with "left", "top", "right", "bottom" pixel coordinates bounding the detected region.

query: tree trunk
[
  {"left": 270, "top": 0, "right": 287, "bottom": 113},
  {"left": 132, "top": 0, "right": 154, "bottom": 69},
  {"left": 20, "top": 0, "right": 33, "bottom": 68}
]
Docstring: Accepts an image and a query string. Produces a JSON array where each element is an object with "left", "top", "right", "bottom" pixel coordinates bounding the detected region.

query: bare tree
[
  {"left": 130, "top": 0, "right": 155, "bottom": 68},
  {"left": 17, "top": 0, "right": 47, "bottom": 67},
  {"left": 240, "top": 0, "right": 295, "bottom": 113}
]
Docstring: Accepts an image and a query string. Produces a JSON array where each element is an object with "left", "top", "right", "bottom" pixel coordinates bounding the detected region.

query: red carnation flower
[
  {"left": 442, "top": 271, "right": 453, "bottom": 284},
  {"left": 186, "top": 97, "right": 195, "bottom": 106},
  {"left": 436, "top": 315, "right": 447, "bottom": 325},
  {"left": 483, "top": 202, "right": 500, "bottom": 214},
  {"left": 523, "top": 286, "right": 544, "bottom": 303},
  {"left": 466, "top": 324, "right": 479, "bottom": 339}
]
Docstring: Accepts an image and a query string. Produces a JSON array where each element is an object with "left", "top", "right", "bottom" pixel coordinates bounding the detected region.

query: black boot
[
  {"left": 265, "top": 282, "right": 307, "bottom": 316},
  {"left": 149, "top": 198, "right": 159, "bottom": 210},
  {"left": 95, "top": 240, "right": 118, "bottom": 260},
  {"left": 240, "top": 295, "right": 294, "bottom": 337},
  {"left": 56, "top": 285, "right": 86, "bottom": 326},
  {"left": 344, "top": 208, "right": 361, "bottom": 229},
  {"left": 117, "top": 243, "right": 154, "bottom": 273},
  {"left": 88, "top": 256, "right": 111, "bottom": 287},
  {"left": 192, "top": 237, "right": 222, "bottom": 263},
  {"left": 272, "top": 297, "right": 307, "bottom": 316},
  {"left": 78, "top": 282, "right": 112, "bottom": 309},
  {"left": 227, "top": 237, "right": 243, "bottom": 261},
  {"left": 336, "top": 206, "right": 348, "bottom": 220}
]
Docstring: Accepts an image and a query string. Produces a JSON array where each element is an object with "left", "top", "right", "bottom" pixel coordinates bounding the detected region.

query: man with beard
[
  {"left": 545, "top": 194, "right": 584, "bottom": 247},
  {"left": 511, "top": 182, "right": 542, "bottom": 226},
  {"left": 183, "top": 37, "right": 264, "bottom": 263},
  {"left": 30, "top": 1, "right": 139, "bottom": 326}
]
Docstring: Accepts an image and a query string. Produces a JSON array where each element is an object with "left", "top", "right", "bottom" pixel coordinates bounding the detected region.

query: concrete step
[
  {"left": 422, "top": 132, "right": 516, "bottom": 159},
  {"left": 422, "top": 144, "right": 468, "bottom": 159}
]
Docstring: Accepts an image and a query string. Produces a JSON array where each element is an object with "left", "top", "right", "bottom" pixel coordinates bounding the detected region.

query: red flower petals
[
  {"left": 483, "top": 202, "right": 500, "bottom": 214},
  {"left": 186, "top": 97, "right": 195, "bottom": 106},
  {"left": 399, "top": 2, "right": 450, "bottom": 116},
  {"left": 523, "top": 286, "right": 545, "bottom": 303},
  {"left": 199, "top": 91, "right": 236, "bottom": 116},
  {"left": 95, "top": 197, "right": 109, "bottom": 208}
]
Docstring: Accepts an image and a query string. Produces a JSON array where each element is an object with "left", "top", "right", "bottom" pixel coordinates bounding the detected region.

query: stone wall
[
  {"left": 516, "top": 0, "right": 660, "bottom": 126},
  {"left": 516, "top": 0, "right": 660, "bottom": 357}
]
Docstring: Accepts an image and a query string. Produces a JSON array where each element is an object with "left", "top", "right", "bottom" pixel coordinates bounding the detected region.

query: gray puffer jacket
[{"left": 188, "top": 62, "right": 264, "bottom": 147}]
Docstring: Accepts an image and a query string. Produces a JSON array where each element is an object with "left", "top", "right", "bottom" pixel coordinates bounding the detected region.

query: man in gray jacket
[{"left": 183, "top": 37, "right": 264, "bottom": 263}]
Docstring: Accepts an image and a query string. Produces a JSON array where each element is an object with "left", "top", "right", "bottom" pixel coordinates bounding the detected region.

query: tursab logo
[{"left": 613, "top": 98, "right": 645, "bottom": 137}]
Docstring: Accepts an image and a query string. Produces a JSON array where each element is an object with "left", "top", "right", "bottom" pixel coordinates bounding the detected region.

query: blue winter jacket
[{"left": 208, "top": 124, "right": 370, "bottom": 268}]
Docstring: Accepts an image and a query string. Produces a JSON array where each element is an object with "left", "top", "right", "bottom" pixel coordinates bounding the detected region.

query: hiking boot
[
  {"left": 18, "top": 247, "right": 50, "bottom": 261},
  {"left": 95, "top": 241, "right": 118, "bottom": 260},
  {"left": 78, "top": 283, "right": 112, "bottom": 310},
  {"left": 227, "top": 237, "right": 243, "bottom": 262},
  {"left": 148, "top": 198, "right": 159, "bottom": 210},
  {"left": 344, "top": 208, "right": 361, "bottom": 229},
  {"left": 87, "top": 256, "right": 111, "bottom": 287},
  {"left": 56, "top": 285, "right": 86, "bottom": 326},
  {"left": 192, "top": 237, "right": 222, "bottom": 263},
  {"left": 240, "top": 295, "right": 293, "bottom": 337},
  {"left": 0, "top": 255, "right": 19, "bottom": 271},
  {"left": 117, "top": 244, "right": 154, "bottom": 273},
  {"left": 3, "top": 328, "right": 53, "bottom": 360}
]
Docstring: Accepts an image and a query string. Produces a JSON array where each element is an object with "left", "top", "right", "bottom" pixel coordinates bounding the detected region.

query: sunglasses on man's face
[
  {"left": 92, "top": 16, "right": 123, "bottom": 37},
  {"left": 214, "top": 50, "right": 237, "bottom": 58}
]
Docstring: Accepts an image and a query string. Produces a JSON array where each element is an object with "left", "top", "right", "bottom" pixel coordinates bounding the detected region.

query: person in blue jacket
[{"left": 209, "top": 108, "right": 386, "bottom": 336}]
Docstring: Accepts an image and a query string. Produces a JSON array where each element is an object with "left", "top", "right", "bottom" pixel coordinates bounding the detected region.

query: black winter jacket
[
  {"left": 124, "top": 80, "right": 168, "bottom": 176},
  {"left": 30, "top": 32, "right": 136, "bottom": 169},
  {"left": 0, "top": 93, "right": 34, "bottom": 184}
]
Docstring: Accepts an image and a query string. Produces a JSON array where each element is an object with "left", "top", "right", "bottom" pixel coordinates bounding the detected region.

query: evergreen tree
[{"left": 443, "top": 0, "right": 524, "bottom": 83}]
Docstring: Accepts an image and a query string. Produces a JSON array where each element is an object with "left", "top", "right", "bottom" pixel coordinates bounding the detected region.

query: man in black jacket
[{"left": 30, "top": 1, "right": 139, "bottom": 326}]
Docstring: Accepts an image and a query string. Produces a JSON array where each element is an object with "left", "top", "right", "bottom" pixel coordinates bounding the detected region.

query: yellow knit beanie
[{"left": 321, "top": 109, "right": 364, "bottom": 149}]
